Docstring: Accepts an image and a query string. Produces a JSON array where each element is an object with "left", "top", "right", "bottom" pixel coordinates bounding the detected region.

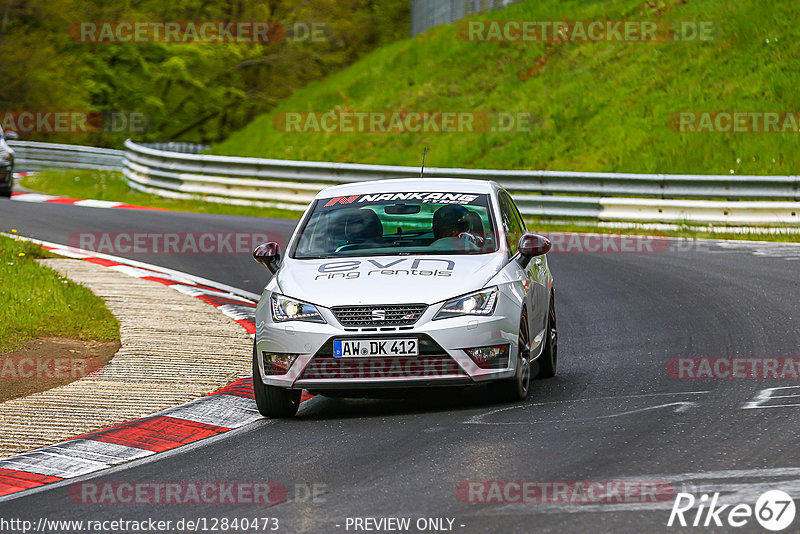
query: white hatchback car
[{"left": 252, "top": 179, "right": 558, "bottom": 417}]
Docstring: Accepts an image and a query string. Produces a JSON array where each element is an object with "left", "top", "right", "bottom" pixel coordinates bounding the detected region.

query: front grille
[
  {"left": 298, "top": 334, "right": 465, "bottom": 380},
  {"left": 300, "top": 356, "right": 465, "bottom": 380},
  {"left": 331, "top": 304, "right": 427, "bottom": 327}
]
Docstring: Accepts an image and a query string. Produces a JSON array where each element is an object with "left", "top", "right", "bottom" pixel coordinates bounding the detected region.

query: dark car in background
[{"left": 0, "top": 128, "right": 17, "bottom": 198}]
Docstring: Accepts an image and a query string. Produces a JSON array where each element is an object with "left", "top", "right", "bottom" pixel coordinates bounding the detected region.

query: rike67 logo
[{"left": 668, "top": 490, "right": 796, "bottom": 531}]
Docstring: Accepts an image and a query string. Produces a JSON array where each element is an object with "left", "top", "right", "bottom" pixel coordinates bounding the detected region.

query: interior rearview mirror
[{"left": 384, "top": 203, "right": 421, "bottom": 215}]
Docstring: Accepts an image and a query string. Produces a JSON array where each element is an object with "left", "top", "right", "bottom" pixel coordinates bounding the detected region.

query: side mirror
[
  {"left": 253, "top": 242, "right": 282, "bottom": 274},
  {"left": 517, "top": 233, "right": 551, "bottom": 267},
  {"left": 4, "top": 131, "right": 18, "bottom": 141}
]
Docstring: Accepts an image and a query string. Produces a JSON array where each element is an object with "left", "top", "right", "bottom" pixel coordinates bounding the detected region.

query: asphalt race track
[{"left": 2, "top": 198, "right": 800, "bottom": 533}]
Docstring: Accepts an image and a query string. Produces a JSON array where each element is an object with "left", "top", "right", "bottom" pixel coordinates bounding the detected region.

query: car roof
[{"left": 314, "top": 178, "right": 500, "bottom": 199}]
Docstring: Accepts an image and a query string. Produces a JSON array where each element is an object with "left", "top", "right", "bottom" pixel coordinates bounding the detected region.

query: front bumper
[{"left": 255, "top": 289, "right": 536, "bottom": 390}]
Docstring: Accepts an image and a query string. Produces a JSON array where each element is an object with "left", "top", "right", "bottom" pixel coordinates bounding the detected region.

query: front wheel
[
  {"left": 252, "top": 342, "right": 301, "bottom": 418},
  {"left": 535, "top": 292, "right": 558, "bottom": 379},
  {"left": 488, "top": 309, "right": 531, "bottom": 403}
]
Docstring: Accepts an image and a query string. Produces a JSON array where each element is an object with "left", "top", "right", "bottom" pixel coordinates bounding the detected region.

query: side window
[
  {"left": 498, "top": 192, "right": 524, "bottom": 255},
  {"left": 508, "top": 194, "right": 528, "bottom": 233}
]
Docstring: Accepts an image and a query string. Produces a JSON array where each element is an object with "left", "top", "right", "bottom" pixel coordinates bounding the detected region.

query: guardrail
[
  {"left": 8, "top": 140, "right": 124, "bottom": 171},
  {"left": 138, "top": 142, "right": 210, "bottom": 154},
  {"left": 121, "top": 140, "right": 800, "bottom": 225},
  {"left": 9, "top": 139, "right": 800, "bottom": 226}
]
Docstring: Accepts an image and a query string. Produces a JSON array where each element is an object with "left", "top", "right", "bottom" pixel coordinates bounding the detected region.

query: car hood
[{"left": 276, "top": 253, "right": 508, "bottom": 308}]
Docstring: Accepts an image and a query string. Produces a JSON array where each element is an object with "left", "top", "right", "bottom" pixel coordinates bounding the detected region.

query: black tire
[
  {"left": 536, "top": 292, "right": 558, "bottom": 379},
  {"left": 488, "top": 309, "right": 531, "bottom": 403},
  {"left": 1, "top": 170, "right": 12, "bottom": 198},
  {"left": 252, "top": 342, "right": 301, "bottom": 418}
]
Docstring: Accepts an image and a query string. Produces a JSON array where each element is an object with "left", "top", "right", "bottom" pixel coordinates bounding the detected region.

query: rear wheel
[
  {"left": 536, "top": 292, "right": 558, "bottom": 379},
  {"left": 488, "top": 309, "right": 531, "bottom": 402},
  {"left": 1, "top": 170, "right": 12, "bottom": 198},
  {"left": 252, "top": 342, "right": 301, "bottom": 418}
]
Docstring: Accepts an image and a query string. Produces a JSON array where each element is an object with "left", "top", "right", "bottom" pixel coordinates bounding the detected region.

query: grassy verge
[
  {"left": 21, "top": 170, "right": 303, "bottom": 220},
  {"left": 0, "top": 234, "right": 119, "bottom": 353}
]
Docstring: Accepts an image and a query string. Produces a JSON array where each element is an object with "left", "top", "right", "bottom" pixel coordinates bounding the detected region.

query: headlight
[
  {"left": 270, "top": 294, "right": 325, "bottom": 323},
  {"left": 433, "top": 287, "right": 498, "bottom": 320},
  {"left": 0, "top": 151, "right": 10, "bottom": 163}
]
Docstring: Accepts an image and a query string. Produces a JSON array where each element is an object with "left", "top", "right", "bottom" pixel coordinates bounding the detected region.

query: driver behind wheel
[
  {"left": 432, "top": 205, "right": 482, "bottom": 249},
  {"left": 330, "top": 208, "right": 384, "bottom": 252}
]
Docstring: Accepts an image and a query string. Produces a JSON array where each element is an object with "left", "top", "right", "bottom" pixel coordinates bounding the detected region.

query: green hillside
[{"left": 214, "top": 0, "right": 800, "bottom": 176}]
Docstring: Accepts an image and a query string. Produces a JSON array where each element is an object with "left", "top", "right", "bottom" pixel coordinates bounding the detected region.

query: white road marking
[
  {"left": 43, "top": 247, "right": 92, "bottom": 259},
  {"left": 72, "top": 199, "right": 123, "bottom": 209},
  {"left": 46, "top": 439, "right": 155, "bottom": 466},
  {"left": 160, "top": 394, "right": 261, "bottom": 429},
  {"left": 172, "top": 284, "right": 255, "bottom": 304},
  {"left": 466, "top": 402, "right": 700, "bottom": 425},
  {"left": 109, "top": 264, "right": 174, "bottom": 279},
  {"left": 472, "top": 467, "right": 800, "bottom": 515},
  {"left": 714, "top": 241, "right": 800, "bottom": 261},
  {"left": 10, "top": 193, "right": 59, "bottom": 203},
  {"left": 0, "top": 450, "right": 109, "bottom": 479},
  {"left": 464, "top": 391, "right": 710, "bottom": 425},
  {"left": 743, "top": 386, "right": 800, "bottom": 409}
]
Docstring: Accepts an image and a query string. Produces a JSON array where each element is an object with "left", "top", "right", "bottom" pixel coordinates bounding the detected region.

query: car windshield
[{"left": 292, "top": 192, "right": 499, "bottom": 259}]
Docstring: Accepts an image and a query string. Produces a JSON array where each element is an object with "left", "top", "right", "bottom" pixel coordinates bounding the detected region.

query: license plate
[{"left": 333, "top": 338, "right": 418, "bottom": 358}]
